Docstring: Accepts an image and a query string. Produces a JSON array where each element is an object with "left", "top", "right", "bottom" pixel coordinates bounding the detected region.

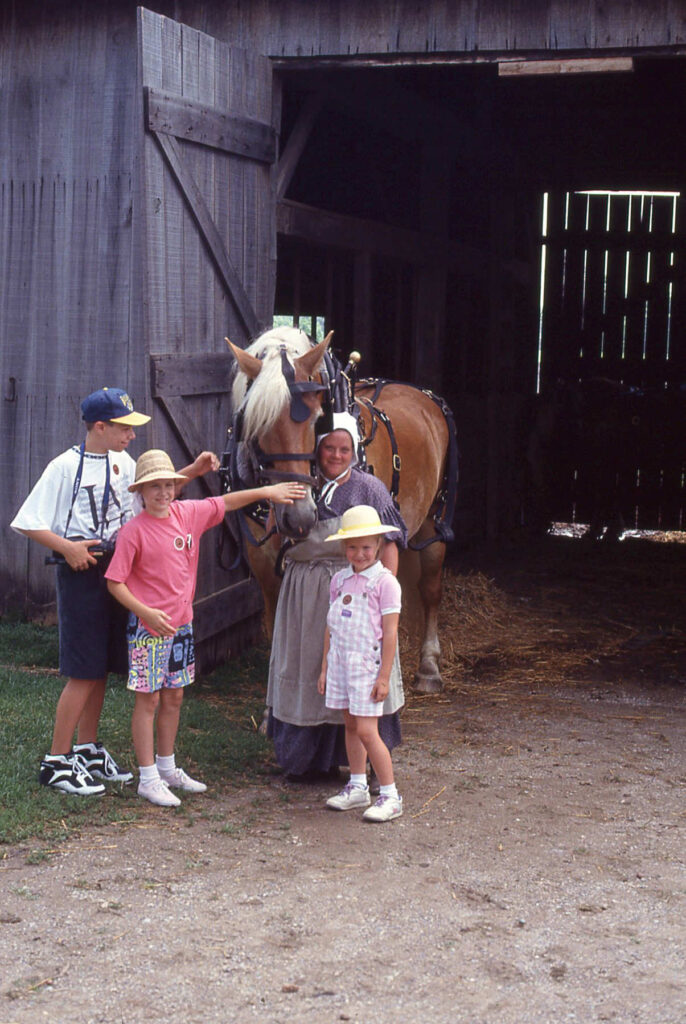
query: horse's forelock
[{"left": 231, "top": 327, "right": 313, "bottom": 440}]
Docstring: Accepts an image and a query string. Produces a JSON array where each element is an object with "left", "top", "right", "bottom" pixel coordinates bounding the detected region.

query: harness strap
[
  {"left": 356, "top": 378, "right": 459, "bottom": 549},
  {"left": 356, "top": 396, "right": 402, "bottom": 502}
]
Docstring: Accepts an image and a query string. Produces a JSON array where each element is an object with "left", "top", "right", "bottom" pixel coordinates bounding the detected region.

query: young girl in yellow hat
[{"left": 317, "top": 505, "right": 403, "bottom": 822}]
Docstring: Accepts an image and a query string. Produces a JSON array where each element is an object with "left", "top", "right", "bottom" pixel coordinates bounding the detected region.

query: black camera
[{"left": 45, "top": 537, "right": 115, "bottom": 566}]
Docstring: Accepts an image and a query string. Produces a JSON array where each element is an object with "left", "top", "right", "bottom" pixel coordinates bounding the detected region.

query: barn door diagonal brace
[
  {"left": 276, "top": 92, "right": 324, "bottom": 202},
  {"left": 151, "top": 130, "right": 261, "bottom": 338}
]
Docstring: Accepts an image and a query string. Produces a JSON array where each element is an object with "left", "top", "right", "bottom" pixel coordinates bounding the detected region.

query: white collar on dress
[{"left": 339, "top": 559, "right": 384, "bottom": 581}]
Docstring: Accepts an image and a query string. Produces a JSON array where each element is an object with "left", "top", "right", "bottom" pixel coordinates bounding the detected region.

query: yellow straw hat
[
  {"left": 324, "top": 504, "right": 400, "bottom": 541},
  {"left": 128, "top": 450, "right": 188, "bottom": 491}
]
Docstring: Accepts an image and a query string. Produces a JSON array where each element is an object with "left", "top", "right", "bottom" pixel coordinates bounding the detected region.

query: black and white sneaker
[
  {"left": 39, "top": 753, "right": 106, "bottom": 796},
  {"left": 72, "top": 742, "right": 133, "bottom": 784}
]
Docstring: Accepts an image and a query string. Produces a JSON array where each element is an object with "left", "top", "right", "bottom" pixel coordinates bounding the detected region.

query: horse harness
[
  {"left": 219, "top": 345, "right": 458, "bottom": 569},
  {"left": 219, "top": 345, "right": 332, "bottom": 567},
  {"left": 355, "top": 379, "right": 458, "bottom": 549}
]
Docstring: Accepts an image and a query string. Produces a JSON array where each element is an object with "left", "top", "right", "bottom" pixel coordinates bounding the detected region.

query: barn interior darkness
[{"left": 275, "top": 57, "right": 686, "bottom": 534}]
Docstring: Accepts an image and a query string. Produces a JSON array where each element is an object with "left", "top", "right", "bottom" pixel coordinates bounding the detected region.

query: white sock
[
  {"left": 380, "top": 783, "right": 398, "bottom": 799},
  {"left": 139, "top": 764, "right": 160, "bottom": 784},
  {"left": 156, "top": 754, "right": 176, "bottom": 774},
  {"left": 349, "top": 773, "right": 368, "bottom": 790}
]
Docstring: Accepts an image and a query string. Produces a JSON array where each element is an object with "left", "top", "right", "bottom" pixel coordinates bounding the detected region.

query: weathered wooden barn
[{"left": 2, "top": 1, "right": 686, "bottom": 658}]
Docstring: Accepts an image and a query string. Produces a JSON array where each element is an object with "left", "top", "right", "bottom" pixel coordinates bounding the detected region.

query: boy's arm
[
  {"left": 317, "top": 626, "right": 331, "bottom": 695},
  {"left": 175, "top": 451, "right": 220, "bottom": 493},
  {"left": 16, "top": 529, "right": 102, "bottom": 571},
  {"left": 107, "top": 580, "right": 175, "bottom": 637},
  {"left": 371, "top": 612, "right": 399, "bottom": 703},
  {"left": 223, "top": 481, "right": 306, "bottom": 511}
]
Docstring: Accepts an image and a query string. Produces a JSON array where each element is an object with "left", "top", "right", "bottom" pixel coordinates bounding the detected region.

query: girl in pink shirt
[
  {"left": 106, "top": 449, "right": 305, "bottom": 807},
  {"left": 317, "top": 505, "right": 403, "bottom": 822}
]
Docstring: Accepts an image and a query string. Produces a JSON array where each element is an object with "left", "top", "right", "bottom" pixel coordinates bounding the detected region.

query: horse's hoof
[{"left": 413, "top": 672, "right": 443, "bottom": 694}]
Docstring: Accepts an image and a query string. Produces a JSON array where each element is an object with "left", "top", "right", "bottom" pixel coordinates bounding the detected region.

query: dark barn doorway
[{"left": 272, "top": 57, "right": 686, "bottom": 541}]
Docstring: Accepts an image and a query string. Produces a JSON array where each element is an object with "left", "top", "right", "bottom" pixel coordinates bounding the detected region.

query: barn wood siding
[
  {"left": 137, "top": 10, "right": 277, "bottom": 662},
  {"left": 0, "top": 5, "right": 140, "bottom": 611},
  {"left": 177, "top": 0, "right": 686, "bottom": 58}
]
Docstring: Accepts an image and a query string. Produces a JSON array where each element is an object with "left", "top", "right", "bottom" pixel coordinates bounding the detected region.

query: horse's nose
[{"left": 275, "top": 494, "right": 318, "bottom": 538}]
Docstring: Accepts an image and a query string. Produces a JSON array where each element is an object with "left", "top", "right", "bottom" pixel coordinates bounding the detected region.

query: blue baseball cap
[{"left": 81, "top": 387, "right": 150, "bottom": 426}]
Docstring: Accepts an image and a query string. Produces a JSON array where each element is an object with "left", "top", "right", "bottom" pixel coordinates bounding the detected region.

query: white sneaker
[
  {"left": 137, "top": 777, "right": 181, "bottom": 807},
  {"left": 326, "top": 783, "right": 371, "bottom": 811},
  {"left": 159, "top": 767, "right": 207, "bottom": 793},
  {"left": 363, "top": 794, "right": 403, "bottom": 822}
]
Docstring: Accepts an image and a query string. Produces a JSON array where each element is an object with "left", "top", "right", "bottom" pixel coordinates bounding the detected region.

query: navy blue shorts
[{"left": 55, "top": 561, "right": 128, "bottom": 679}]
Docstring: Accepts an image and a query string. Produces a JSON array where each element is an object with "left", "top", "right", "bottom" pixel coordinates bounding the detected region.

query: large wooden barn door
[{"left": 136, "top": 8, "right": 278, "bottom": 659}]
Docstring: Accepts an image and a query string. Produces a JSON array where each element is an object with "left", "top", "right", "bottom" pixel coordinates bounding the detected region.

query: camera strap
[{"left": 63, "top": 443, "right": 111, "bottom": 541}]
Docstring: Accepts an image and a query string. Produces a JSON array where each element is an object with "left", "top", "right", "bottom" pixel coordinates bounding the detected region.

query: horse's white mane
[{"left": 231, "top": 325, "right": 314, "bottom": 440}]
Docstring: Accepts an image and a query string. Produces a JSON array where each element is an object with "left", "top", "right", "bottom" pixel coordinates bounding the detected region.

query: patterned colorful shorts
[{"left": 126, "top": 616, "right": 195, "bottom": 692}]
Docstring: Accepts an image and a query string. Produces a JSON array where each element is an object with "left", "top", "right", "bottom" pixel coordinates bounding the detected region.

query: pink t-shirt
[{"left": 106, "top": 496, "right": 225, "bottom": 634}]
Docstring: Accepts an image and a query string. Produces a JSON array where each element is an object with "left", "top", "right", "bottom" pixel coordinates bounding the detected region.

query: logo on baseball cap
[{"left": 81, "top": 387, "right": 150, "bottom": 426}]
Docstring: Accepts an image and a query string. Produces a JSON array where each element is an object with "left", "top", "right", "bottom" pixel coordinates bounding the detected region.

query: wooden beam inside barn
[
  {"left": 498, "top": 57, "right": 635, "bottom": 76},
  {"left": 277, "top": 199, "right": 530, "bottom": 284}
]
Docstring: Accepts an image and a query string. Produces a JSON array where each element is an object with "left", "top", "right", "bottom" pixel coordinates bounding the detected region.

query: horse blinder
[{"left": 279, "top": 347, "right": 327, "bottom": 423}]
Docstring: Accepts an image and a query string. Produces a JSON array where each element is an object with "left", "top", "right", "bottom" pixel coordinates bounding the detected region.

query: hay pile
[{"left": 398, "top": 567, "right": 629, "bottom": 695}]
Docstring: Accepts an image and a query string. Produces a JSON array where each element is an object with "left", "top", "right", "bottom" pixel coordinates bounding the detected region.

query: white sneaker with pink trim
[
  {"left": 363, "top": 794, "right": 403, "bottom": 822},
  {"left": 159, "top": 767, "right": 207, "bottom": 793}
]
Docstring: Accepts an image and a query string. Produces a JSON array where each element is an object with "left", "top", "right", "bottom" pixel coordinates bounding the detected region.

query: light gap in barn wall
[
  {"left": 535, "top": 191, "right": 549, "bottom": 395},
  {"left": 273, "top": 313, "right": 326, "bottom": 341},
  {"left": 536, "top": 187, "right": 686, "bottom": 538}
]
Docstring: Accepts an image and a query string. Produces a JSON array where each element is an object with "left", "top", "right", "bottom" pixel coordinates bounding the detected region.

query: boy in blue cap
[{"left": 11, "top": 387, "right": 217, "bottom": 795}]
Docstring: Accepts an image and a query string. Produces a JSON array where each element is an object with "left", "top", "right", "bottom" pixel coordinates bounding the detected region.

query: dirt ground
[{"left": 1, "top": 538, "right": 685, "bottom": 1024}]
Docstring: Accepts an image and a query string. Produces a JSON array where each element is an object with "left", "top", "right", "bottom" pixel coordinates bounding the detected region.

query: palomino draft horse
[{"left": 227, "top": 326, "right": 456, "bottom": 693}]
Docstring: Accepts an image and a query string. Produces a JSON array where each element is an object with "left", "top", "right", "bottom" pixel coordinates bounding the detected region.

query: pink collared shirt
[{"left": 329, "top": 560, "right": 401, "bottom": 640}]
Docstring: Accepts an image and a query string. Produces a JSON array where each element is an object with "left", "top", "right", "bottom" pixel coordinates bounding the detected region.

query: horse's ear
[
  {"left": 294, "top": 331, "right": 333, "bottom": 378},
  {"left": 226, "top": 338, "right": 263, "bottom": 380}
]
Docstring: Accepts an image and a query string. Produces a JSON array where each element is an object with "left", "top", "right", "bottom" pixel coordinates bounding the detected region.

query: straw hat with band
[
  {"left": 324, "top": 505, "right": 401, "bottom": 541},
  {"left": 129, "top": 450, "right": 188, "bottom": 492}
]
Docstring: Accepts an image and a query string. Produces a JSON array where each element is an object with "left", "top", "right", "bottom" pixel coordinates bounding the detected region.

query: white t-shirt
[{"left": 11, "top": 445, "right": 137, "bottom": 543}]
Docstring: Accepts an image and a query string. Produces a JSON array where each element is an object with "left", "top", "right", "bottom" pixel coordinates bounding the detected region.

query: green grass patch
[{"left": 0, "top": 621, "right": 272, "bottom": 846}]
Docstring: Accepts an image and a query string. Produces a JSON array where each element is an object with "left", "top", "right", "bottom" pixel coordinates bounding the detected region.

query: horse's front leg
[
  {"left": 246, "top": 533, "right": 282, "bottom": 735},
  {"left": 413, "top": 533, "right": 446, "bottom": 694}
]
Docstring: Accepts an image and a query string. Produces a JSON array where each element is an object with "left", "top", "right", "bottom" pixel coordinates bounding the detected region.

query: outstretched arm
[
  {"left": 176, "top": 451, "right": 220, "bottom": 493},
  {"left": 223, "top": 481, "right": 306, "bottom": 512}
]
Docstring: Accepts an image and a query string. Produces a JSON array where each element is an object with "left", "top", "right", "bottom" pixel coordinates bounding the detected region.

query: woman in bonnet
[{"left": 266, "top": 411, "right": 408, "bottom": 780}]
